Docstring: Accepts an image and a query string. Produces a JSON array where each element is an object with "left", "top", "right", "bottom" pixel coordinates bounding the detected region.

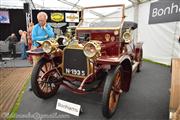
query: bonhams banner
[
  {"left": 149, "top": 0, "right": 180, "bottom": 24},
  {"left": 65, "top": 13, "right": 79, "bottom": 23}
]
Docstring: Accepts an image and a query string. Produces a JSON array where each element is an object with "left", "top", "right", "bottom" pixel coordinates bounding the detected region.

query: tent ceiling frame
[
  {"left": 128, "top": 0, "right": 150, "bottom": 5},
  {"left": 57, "top": 0, "right": 82, "bottom": 10},
  {"left": 30, "top": 0, "right": 36, "bottom": 9},
  {"left": 128, "top": 0, "right": 140, "bottom": 5},
  {"left": 57, "top": 0, "right": 106, "bottom": 18}
]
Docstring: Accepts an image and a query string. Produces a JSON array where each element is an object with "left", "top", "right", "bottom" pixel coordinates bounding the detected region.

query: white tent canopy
[
  {"left": 0, "top": 0, "right": 134, "bottom": 10},
  {"left": 1, "top": 0, "right": 179, "bottom": 65}
]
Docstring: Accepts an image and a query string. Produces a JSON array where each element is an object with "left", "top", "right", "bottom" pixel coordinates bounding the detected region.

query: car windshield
[{"left": 79, "top": 5, "right": 124, "bottom": 28}]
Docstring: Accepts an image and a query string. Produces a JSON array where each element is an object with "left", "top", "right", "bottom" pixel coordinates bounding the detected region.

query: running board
[{"left": 132, "top": 62, "right": 139, "bottom": 74}]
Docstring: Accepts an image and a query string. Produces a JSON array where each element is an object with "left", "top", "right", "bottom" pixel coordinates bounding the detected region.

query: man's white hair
[{"left": 37, "top": 12, "right": 48, "bottom": 20}]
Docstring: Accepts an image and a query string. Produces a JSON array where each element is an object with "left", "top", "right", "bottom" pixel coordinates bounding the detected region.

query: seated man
[{"left": 5, "top": 33, "right": 18, "bottom": 58}]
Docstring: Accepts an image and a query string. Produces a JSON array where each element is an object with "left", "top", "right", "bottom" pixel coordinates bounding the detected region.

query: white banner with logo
[
  {"left": 65, "top": 13, "right": 79, "bottom": 23},
  {"left": 125, "top": 1, "right": 180, "bottom": 65}
]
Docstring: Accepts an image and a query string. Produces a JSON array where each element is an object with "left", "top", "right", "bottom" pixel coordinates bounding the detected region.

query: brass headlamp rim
[
  {"left": 42, "top": 41, "right": 52, "bottom": 53},
  {"left": 123, "top": 28, "right": 132, "bottom": 43},
  {"left": 37, "top": 39, "right": 59, "bottom": 54},
  {"left": 83, "top": 40, "right": 101, "bottom": 59}
]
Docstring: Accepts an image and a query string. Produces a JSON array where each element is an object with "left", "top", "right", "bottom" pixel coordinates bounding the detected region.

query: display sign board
[
  {"left": 56, "top": 99, "right": 81, "bottom": 116},
  {"left": 0, "top": 10, "right": 10, "bottom": 24},
  {"left": 149, "top": 0, "right": 180, "bottom": 24},
  {"left": 65, "top": 13, "right": 79, "bottom": 23},
  {"left": 51, "top": 12, "right": 64, "bottom": 22}
]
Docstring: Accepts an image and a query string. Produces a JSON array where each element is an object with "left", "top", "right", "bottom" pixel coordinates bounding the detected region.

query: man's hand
[
  {"left": 45, "top": 35, "right": 48, "bottom": 39},
  {"left": 42, "top": 24, "right": 47, "bottom": 29}
]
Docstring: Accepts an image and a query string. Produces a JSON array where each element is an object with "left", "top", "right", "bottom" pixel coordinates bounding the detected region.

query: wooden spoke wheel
[
  {"left": 102, "top": 65, "right": 123, "bottom": 118},
  {"left": 31, "top": 57, "right": 61, "bottom": 99},
  {"left": 108, "top": 72, "right": 121, "bottom": 112}
]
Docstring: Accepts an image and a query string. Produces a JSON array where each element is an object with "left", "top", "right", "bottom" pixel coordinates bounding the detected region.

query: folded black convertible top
[{"left": 123, "top": 21, "right": 138, "bottom": 30}]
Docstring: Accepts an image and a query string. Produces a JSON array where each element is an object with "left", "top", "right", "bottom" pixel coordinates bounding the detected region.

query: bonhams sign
[
  {"left": 65, "top": 13, "right": 79, "bottom": 23},
  {"left": 149, "top": 0, "right": 180, "bottom": 24}
]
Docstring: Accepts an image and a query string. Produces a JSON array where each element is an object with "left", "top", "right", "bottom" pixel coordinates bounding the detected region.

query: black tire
[
  {"left": 31, "top": 57, "right": 60, "bottom": 99},
  {"left": 102, "top": 65, "right": 123, "bottom": 118},
  {"left": 137, "top": 49, "right": 143, "bottom": 72}
]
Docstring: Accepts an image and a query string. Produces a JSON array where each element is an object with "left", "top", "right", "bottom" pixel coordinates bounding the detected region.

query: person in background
[
  {"left": 27, "top": 22, "right": 34, "bottom": 50},
  {"left": 27, "top": 22, "right": 34, "bottom": 64},
  {"left": 5, "top": 33, "right": 18, "bottom": 58},
  {"left": 31, "top": 11, "right": 54, "bottom": 66},
  {"left": 19, "top": 30, "right": 27, "bottom": 60}
]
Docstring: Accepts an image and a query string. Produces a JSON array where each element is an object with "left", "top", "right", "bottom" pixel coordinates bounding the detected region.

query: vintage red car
[{"left": 29, "top": 4, "right": 143, "bottom": 118}]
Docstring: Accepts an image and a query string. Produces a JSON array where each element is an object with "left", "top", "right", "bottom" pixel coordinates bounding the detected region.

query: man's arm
[
  {"left": 32, "top": 27, "right": 47, "bottom": 41},
  {"left": 5, "top": 36, "right": 11, "bottom": 42},
  {"left": 44, "top": 24, "right": 54, "bottom": 38}
]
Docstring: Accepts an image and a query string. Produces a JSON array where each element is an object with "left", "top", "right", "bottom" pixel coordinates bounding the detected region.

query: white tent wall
[
  {"left": 125, "top": 1, "right": 180, "bottom": 65},
  {"left": 125, "top": 6, "right": 135, "bottom": 21}
]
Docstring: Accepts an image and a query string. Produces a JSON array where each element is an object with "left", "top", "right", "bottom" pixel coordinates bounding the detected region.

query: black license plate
[{"left": 63, "top": 48, "right": 88, "bottom": 77}]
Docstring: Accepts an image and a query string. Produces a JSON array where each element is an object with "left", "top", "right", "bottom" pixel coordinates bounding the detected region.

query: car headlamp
[
  {"left": 42, "top": 41, "right": 52, "bottom": 53},
  {"left": 42, "top": 40, "right": 59, "bottom": 53},
  {"left": 123, "top": 29, "right": 132, "bottom": 43},
  {"left": 83, "top": 41, "right": 101, "bottom": 58}
]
